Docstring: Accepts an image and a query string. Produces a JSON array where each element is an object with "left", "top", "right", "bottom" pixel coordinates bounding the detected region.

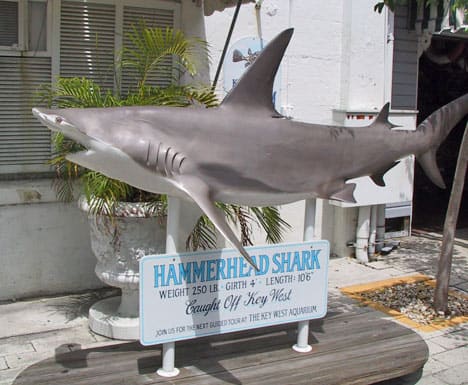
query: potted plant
[{"left": 43, "top": 24, "right": 289, "bottom": 340}]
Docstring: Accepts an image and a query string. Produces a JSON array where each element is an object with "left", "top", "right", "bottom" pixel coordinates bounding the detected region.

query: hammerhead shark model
[{"left": 33, "top": 29, "right": 468, "bottom": 270}]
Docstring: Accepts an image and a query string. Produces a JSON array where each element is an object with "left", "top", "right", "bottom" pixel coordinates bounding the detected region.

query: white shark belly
[
  {"left": 212, "top": 190, "right": 312, "bottom": 206},
  {"left": 66, "top": 142, "right": 187, "bottom": 199}
]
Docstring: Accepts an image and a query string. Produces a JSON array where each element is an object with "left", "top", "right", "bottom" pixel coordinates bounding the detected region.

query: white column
[
  {"left": 292, "top": 198, "right": 315, "bottom": 353},
  {"left": 376, "top": 204, "right": 386, "bottom": 252},
  {"left": 368, "top": 206, "right": 377, "bottom": 259},
  {"left": 157, "top": 196, "right": 181, "bottom": 377},
  {"left": 356, "top": 206, "right": 370, "bottom": 263}
]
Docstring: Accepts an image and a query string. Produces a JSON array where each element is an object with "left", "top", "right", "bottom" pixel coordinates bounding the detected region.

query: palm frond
[
  {"left": 122, "top": 22, "right": 209, "bottom": 88},
  {"left": 186, "top": 215, "right": 217, "bottom": 251},
  {"left": 250, "top": 206, "right": 292, "bottom": 244},
  {"left": 82, "top": 171, "right": 132, "bottom": 216}
]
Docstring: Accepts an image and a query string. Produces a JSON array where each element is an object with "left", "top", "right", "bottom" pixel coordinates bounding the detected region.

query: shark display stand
[
  {"left": 292, "top": 198, "right": 315, "bottom": 353},
  {"left": 157, "top": 196, "right": 181, "bottom": 377},
  {"left": 155, "top": 198, "right": 316, "bottom": 376}
]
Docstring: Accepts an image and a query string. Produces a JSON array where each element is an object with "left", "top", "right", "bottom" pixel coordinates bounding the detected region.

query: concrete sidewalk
[{"left": 0, "top": 230, "right": 466, "bottom": 385}]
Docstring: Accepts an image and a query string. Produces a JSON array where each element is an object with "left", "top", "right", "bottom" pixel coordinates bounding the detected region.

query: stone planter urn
[{"left": 80, "top": 198, "right": 166, "bottom": 340}]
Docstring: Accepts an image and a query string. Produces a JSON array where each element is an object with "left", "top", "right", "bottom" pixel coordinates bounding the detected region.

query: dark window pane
[
  {"left": 29, "top": 1, "right": 47, "bottom": 51},
  {"left": 0, "top": 1, "right": 19, "bottom": 47}
]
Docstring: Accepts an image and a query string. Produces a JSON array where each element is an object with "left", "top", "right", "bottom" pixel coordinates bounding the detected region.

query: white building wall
[
  {"left": 0, "top": 181, "right": 102, "bottom": 301},
  {"left": 200, "top": 1, "right": 390, "bottom": 252}
]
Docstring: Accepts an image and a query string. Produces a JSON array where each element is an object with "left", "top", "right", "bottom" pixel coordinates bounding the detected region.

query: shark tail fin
[
  {"left": 415, "top": 93, "right": 468, "bottom": 189},
  {"left": 417, "top": 149, "right": 446, "bottom": 189},
  {"left": 371, "top": 103, "right": 399, "bottom": 129}
]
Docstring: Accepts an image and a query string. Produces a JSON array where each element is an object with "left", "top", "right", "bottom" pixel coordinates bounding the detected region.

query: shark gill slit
[
  {"left": 164, "top": 147, "right": 173, "bottom": 176},
  {"left": 145, "top": 142, "right": 151, "bottom": 166},
  {"left": 172, "top": 152, "right": 184, "bottom": 174}
]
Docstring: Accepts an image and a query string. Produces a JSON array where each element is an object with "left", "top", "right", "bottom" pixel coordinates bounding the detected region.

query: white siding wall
[{"left": 201, "top": 1, "right": 391, "bottom": 254}]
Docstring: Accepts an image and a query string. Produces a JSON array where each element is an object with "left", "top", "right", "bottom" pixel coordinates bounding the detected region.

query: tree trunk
[{"left": 434, "top": 123, "right": 468, "bottom": 313}]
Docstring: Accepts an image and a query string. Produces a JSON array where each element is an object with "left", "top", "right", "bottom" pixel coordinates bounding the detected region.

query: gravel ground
[{"left": 359, "top": 281, "right": 468, "bottom": 325}]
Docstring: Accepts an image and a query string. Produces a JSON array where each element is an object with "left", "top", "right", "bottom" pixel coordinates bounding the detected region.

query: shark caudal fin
[
  {"left": 416, "top": 93, "right": 468, "bottom": 189},
  {"left": 221, "top": 28, "right": 294, "bottom": 117},
  {"left": 418, "top": 150, "right": 446, "bottom": 189}
]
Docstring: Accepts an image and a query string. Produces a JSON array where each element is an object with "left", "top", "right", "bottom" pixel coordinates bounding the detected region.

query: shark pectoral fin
[
  {"left": 370, "top": 161, "right": 400, "bottom": 187},
  {"left": 418, "top": 149, "right": 446, "bottom": 189},
  {"left": 176, "top": 176, "right": 260, "bottom": 272},
  {"left": 330, "top": 183, "right": 357, "bottom": 203},
  {"left": 66, "top": 150, "right": 97, "bottom": 169}
]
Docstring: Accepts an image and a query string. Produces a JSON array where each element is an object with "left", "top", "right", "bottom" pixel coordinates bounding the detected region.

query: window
[
  {"left": 0, "top": 0, "right": 51, "bottom": 175},
  {"left": 0, "top": 1, "right": 19, "bottom": 48},
  {"left": 0, "top": 0, "right": 180, "bottom": 176},
  {"left": 0, "top": 0, "right": 48, "bottom": 52},
  {"left": 28, "top": 0, "right": 48, "bottom": 52}
]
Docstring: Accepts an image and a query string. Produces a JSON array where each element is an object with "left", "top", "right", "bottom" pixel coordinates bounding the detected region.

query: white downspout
[
  {"left": 367, "top": 7, "right": 394, "bottom": 258},
  {"left": 356, "top": 206, "right": 370, "bottom": 263},
  {"left": 368, "top": 205, "right": 377, "bottom": 259},
  {"left": 383, "top": 7, "right": 394, "bottom": 105},
  {"left": 376, "top": 204, "right": 386, "bottom": 252}
]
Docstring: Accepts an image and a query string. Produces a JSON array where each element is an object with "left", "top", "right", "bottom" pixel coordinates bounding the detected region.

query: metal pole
[
  {"left": 211, "top": 0, "right": 243, "bottom": 91},
  {"left": 157, "top": 196, "right": 181, "bottom": 377},
  {"left": 292, "top": 198, "right": 315, "bottom": 353}
]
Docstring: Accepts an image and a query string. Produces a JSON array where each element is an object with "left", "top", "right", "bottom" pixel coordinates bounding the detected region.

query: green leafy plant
[{"left": 44, "top": 23, "right": 290, "bottom": 249}]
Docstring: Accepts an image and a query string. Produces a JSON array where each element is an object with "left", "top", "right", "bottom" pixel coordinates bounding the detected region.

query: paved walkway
[{"left": 0, "top": 230, "right": 466, "bottom": 385}]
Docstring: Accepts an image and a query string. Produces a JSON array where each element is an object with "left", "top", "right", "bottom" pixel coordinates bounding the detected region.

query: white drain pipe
[
  {"left": 356, "top": 206, "right": 370, "bottom": 263},
  {"left": 368, "top": 206, "right": 377, "bottom": 259},
  {"left": 376, "top": 204, "right": 386, "bottom": 253}
]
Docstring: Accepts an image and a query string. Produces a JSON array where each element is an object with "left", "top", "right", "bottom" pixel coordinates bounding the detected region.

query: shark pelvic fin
[
  {"left": 418, "top": 149, "right": 446, "bottom": 189},
  {"left": 372, "top": 103, "right": 399, "bottom": 129},
  {"left": 176, "top": 175, "right": 260, "bottom": 271},
  {"left": 221, "top": 28, "right": 294, "bottom": 117},
  {"left": 330, "top": 183, "right": 357, "bottom": 203},
  {"left": 370, "top": 161, "right": 400, "bottom": 187}
]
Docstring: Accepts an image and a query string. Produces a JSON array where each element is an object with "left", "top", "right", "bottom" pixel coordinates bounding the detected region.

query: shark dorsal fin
[
  {"left": 221, "top": 28, "right": 294, "bottom": 116},
  {"left": 372, "top": 103, "right": 398, "bottom": 129}
]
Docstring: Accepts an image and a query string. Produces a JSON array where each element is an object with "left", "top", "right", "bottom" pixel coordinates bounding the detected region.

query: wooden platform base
[{"left": 13, "top": 305, "right": 428, "bottom": 385}]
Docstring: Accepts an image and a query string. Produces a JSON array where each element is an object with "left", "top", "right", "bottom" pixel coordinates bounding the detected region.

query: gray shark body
[{"left": 33, "top": 29, "right": 468, "bottom": 269}]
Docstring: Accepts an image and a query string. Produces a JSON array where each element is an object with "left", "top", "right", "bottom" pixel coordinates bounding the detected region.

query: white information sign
[{"left": 139, "top": 241, "right": 329, "bottom": 346}]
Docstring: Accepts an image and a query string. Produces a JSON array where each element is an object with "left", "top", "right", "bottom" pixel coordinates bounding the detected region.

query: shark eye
[{"left": 55, "top": 116, "right": 63, "bottom": 124}]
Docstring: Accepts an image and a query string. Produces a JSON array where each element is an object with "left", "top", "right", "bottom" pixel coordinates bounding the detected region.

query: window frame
[
  {"left": 0, "top": 0, "right": 52, "bottom": 57},
  {"left": 0, "top": 0, "right": 181, "bottom": 177}
]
